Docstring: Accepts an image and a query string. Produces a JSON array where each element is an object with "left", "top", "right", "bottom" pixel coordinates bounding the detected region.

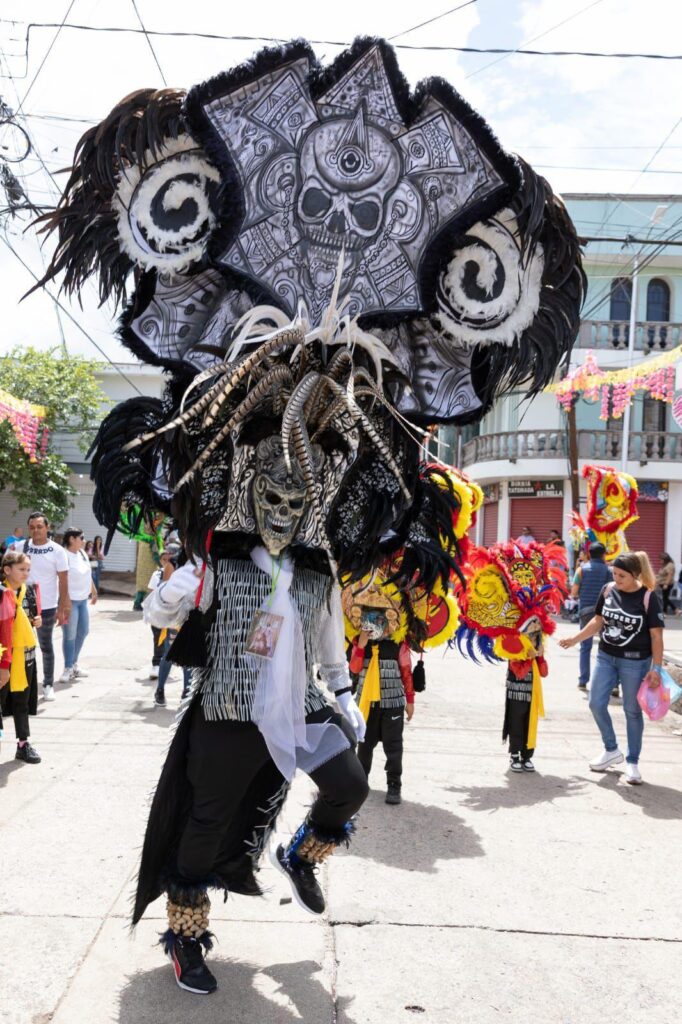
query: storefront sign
[{"left": 508, "top": 480, "right": 564, "bottom": 498}]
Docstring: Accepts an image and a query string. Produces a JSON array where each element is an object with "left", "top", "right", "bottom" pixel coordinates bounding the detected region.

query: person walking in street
[
  {"left": 571, "top": 542, "right": 612, "bottom": 691},
  {"left": 58, "top": 528, "right": 97, "bottom": 684},
  {"left": 559, "top": 552, "right": 664, "bottom": 785},
  {"left": 0, "top": 551, "right": 43, "bottom": 764},
  {"left": 656, "top": 553, "right": 676, "bottom": 616},
  {"left": 146, "top": 548, "right": 191, "bottom": 707},
  {"left": 91, "top": 535, "right": 105, "bottom": 592},
  {"left": 10, "top": 513, "right": 70, "bottom": 702}
]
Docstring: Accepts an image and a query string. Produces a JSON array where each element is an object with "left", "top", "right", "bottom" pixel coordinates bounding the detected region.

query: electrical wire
[
  {"left": 1, "top": 231, "right": 143, "bottom": 394},
  {"left": 15, "top": 1, "right": 76, "bottom": 113},
  {"left": 465, "top": 0, "right": 607, "bottom": 79},
  {"left": 387, "top": 0, "right": 477, "bottom": 42},
  {"left": 131, "top": 0, "right": 167, "bottom": 86},
  {"left": 1, "top": 19, "right": 681, "bottom": 75}
]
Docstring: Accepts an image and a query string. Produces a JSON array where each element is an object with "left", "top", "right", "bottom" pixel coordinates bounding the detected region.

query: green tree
[{"left": 0, "top": 346, "right": 108, "bottom": 525}]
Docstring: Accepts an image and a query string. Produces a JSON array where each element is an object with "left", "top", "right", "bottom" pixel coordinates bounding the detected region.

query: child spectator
[{"left": 0, "top": 551, "right": 43, "bottom": 764}]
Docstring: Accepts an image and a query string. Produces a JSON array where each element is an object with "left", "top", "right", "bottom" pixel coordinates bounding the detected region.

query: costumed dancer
[
  {"left": 0, "top": 551, "right": 43, "bottom": 764},
  {"left": 345, "top": 575, "right": 416, "bottom": 805},
  {"left": 455, "top": 541, "right": 568, "bottom": 772},
  {"left": 570, "top": 465, "right": 639, "bottom": 563},
  {"left": 35, "top": 38, "right": 583, "bottom": 997},
  {"left": 343, "top": 466, "right": 479, "bottom": 803}
]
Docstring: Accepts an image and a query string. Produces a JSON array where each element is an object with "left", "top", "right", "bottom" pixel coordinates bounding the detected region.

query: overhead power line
[
  {"left": 1, "top": 20, "right": 681, "bottom": 75},
  {"left": 388, "top": 0, "right": 478, "bottom": 42},
  {"left": 15, "top": 1, "right": 75, "bottom": 113},
  {"left": 131, "top": 0, "right": 167, "bottom": 86},
  {"left": 0, "top": 231, "right": 143, "bottom": 395}
]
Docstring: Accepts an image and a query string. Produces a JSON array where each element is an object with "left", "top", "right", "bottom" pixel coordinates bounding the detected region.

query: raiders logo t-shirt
[{"left": 595, "top": 585, "right": 664, "bottom": 659}]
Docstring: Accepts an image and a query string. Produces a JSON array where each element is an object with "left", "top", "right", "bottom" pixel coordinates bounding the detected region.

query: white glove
[{"left": 336, "top": 691, "right": 366, "bottom": 743}]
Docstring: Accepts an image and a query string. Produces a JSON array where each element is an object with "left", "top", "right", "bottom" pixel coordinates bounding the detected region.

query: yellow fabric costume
[{"left": 9, "top": 585, "right": 37, "bottom": 693}]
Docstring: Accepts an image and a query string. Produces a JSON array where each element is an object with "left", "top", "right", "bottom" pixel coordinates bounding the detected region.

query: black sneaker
[
  {"left": 509, "top": 754, "right": 523, "bottom": 772},
  {"left": 168, "top": 934, "right": 217, "bottom": 995},
  {"left": 577, "top": 683, "right": 587, "bottom": 690},
  {"left": 522, "top": 759, "right": 536, "bottom": 772},
  {"left": 271, "top": 842, "right": 325, "bottom": 915},
  {"left": 16, "top": 742, "right": 41, "bottom": 764},
  {"left": 385, "top": 783, "right": 402, "bottom": 805},
  {"left": 154, "top": 689, "right": 166, "bottom": 707}
]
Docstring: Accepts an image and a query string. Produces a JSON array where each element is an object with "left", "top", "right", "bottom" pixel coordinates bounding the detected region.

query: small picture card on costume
[{"left": 245, "top": 610, "right": 284, "bottom": 660}]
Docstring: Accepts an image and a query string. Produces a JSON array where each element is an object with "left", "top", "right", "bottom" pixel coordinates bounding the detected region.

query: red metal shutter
[
  {"left": 509, "top": 497, "right": 565, "bottom": 545},
  {"left": 624, "top": 502, "right": 666, "bottom": 566},
  {"left": 482, "top": 502, "right": 499, "bottom": 547}
]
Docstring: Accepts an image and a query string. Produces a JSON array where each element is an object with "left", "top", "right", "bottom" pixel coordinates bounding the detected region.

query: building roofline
[{"left": 562, "top": 192, "right": 682, "bottom": 202}]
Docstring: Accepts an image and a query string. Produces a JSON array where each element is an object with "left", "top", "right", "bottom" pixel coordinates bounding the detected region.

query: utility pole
[
  {"left": 567, "top": 400, "right": 580, "bottom": 512},
  {"left": 621, "top": 254, "right": 639, "bottom": 471}
]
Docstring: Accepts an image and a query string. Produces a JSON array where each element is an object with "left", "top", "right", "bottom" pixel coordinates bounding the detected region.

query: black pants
[
  {"left": 151, "top": 626, "right": 163, "bottom": 666},
  {"left": 176, "top": 706, "right": 369, "bottom": 884},
  {"left": 357, "top": 704, "right": 404, "bottom": 786},
  {"left": 661, "top": 586, "right": 674, "bottom": 614},
  {"left": 506, "top": 698, "right": 534, "bottom": 759},
  {"left": 1, "top": 684, "right": 30, "bottom": 741},
  {"left": 36, "top": 606, "right": 56, "bottom": 687}
]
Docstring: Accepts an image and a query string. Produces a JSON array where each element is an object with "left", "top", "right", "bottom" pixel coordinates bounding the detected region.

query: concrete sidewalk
[{"left": 1, "top": 599, "right": 681, "bottom": 1024}]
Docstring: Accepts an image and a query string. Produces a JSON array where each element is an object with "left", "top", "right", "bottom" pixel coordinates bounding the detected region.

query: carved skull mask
[{"left": 252, "top": 437, "right": 321, "bottom": 556}]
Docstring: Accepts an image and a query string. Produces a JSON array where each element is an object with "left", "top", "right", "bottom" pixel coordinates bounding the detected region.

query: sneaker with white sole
[
  {"left": 149, "top": 664, "right": 159, "bottom": 680},
  {"left": 270, "top": 841, "right": 325, "bottom": 915},
  {"left": 625, "top": 763, "right": 642, "bottom": 785},
  {"left": 58, "top": 668, "right": 74, "bottom": 684},
  {"left": 522, "top": 759, "right": 536, "bottom": 772},
  {"left": 72, "top": 664, "right": 88, "bottom": 678},
  {"left": 167, "top": 934, "right": 217, "bottom": 995},
  {"left": 509, "top": 754, "right": 524, "bottom": 773},
  {"left": 589, "top": 748, "right": 624, "bottom": 772},
  {"left": 43, "top": 685, "right": 56, "bottom": 701}
]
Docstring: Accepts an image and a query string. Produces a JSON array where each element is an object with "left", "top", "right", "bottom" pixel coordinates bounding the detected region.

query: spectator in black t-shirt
[{"left": 560, "top": 552, "right": 664, "bottom": 786}]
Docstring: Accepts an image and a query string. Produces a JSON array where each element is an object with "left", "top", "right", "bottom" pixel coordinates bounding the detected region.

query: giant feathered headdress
[
  {"left": 454, "top": 541, "right": 568, "bottom": 663},
  {"left": 36, "top": 38, "right": 584, "bottom": 577},
  {"left": 570, "top": 464, "right": 639, "bottom": 562}
]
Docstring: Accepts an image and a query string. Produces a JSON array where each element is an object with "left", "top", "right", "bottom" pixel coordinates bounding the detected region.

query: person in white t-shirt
[
  {"left": 11, "top": 512, "right": 70, "bottom": 701},
  {"left": 58, "top": 528, "right": 98, "bottom": 684}
]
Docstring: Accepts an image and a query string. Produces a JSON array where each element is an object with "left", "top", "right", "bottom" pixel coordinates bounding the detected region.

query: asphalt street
[{"left": 1, "top": 597, "right": 681, "bottom": 1024}]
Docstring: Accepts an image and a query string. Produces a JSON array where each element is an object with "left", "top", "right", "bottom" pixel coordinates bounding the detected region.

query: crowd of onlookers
[{"left": 0, "top": 513, "right": 101, "bottom": 765}]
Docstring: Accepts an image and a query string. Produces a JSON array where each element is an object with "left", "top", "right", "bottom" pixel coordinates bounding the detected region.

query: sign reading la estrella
[{"left": 508, "top": 479, "right": 564, "bottom": 498}]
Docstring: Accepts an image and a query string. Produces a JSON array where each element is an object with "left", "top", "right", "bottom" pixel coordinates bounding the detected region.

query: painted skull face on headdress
[{"left": 252, "top": 437, "right": 321, "bottom": 557}]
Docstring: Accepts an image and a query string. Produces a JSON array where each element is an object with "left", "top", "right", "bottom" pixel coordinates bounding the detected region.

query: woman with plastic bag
[{"left": 560, "top": 551, "right": 664, "bottom": 785}]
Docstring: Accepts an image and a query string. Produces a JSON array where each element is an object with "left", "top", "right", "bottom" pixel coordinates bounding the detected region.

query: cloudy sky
[{"left": 0, "top": 0, "right": 680, "bottom": 361}]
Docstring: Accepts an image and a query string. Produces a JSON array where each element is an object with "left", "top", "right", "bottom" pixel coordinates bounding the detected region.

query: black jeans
[
  {"left": 176, "top": 706, "right": 369, "bottom": 884},
  {"left": 36, "top": 606, "right": 57, "bottom": 687},
  {"left": 506, "top": 698, "right": 534, "bottom": 760},
  {"left": 357, "top": 704, "right": 405, "bottom": 786},
  {"left": 151, "top": 626, "right": 163, "bottom": 667},
  {"left": 0, "top": 684, "right": 30, "bottom": 740},
  {"left": 661, "top": 586, "right": 674, "bottom": 614}
]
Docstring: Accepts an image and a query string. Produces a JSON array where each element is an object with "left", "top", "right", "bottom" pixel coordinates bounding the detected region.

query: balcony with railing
[
  {"left": 578, "top": 320, "right": 681, "bottom": 351},
  {"left": 462, "top": 429, "right": 682, "bottom": 467}
]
